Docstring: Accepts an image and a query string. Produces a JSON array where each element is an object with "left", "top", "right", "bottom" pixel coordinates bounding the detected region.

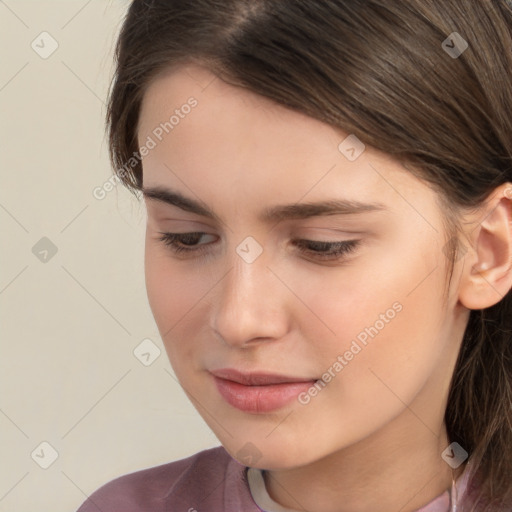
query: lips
[
  {"left": 210, "top": 368, "right": 317, "bottom": 413},
  {"left": 210, "top": 368, "right": 314, "bottom": 385}
]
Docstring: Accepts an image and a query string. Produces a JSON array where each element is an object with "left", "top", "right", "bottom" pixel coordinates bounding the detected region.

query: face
[{"left": 138, "top": 64, "right": 468, "bottom": 469}]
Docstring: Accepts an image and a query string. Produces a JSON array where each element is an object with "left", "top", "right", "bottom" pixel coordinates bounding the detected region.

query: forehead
[
  {"left": 138, "top": 63, "right": 344, "bottom": 158},
  {"left": 137, "top": 64, "right": 438, "bottom": 227}
]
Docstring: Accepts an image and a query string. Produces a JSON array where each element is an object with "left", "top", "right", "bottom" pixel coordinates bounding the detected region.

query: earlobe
[{"left": 458, "top": 183, "right": 512, "bottom": 311}]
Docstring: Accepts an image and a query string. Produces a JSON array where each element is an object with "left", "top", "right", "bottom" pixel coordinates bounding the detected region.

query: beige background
[{"left": 0, "top": 2, "right": 218, "bottom": 511}]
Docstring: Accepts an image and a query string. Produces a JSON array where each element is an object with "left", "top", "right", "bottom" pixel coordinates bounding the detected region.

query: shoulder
[{"left": 76, "top": 445, "right": 257, "bottom": 512}]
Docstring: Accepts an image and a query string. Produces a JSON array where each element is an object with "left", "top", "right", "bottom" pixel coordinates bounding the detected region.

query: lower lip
[{"left": 213, "top": 376, "right": 316, "bottom": 413}]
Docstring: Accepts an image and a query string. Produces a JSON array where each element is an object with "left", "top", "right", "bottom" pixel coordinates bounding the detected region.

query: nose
[{"left": 210, "top": 252, "right": 290, "bottom": 348}]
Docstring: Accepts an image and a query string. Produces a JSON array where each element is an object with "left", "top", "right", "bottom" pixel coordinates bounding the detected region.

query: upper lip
[{"left": 210, "top": 368, "right": 316, "bottom": 386}]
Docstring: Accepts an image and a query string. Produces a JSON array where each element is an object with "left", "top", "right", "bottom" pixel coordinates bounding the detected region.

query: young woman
[{"left": 77, "top": 1, "right": 512, "bottom": 511}]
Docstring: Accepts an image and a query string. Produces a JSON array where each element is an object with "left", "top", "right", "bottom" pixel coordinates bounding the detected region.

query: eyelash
[{"left": 156, "top": 232, "right": 361, "bottom": 261}]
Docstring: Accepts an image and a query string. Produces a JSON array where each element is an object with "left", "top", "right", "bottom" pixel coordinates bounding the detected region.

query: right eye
[{"left": 156, "top": 232, "right": 217, "bottom": 255}]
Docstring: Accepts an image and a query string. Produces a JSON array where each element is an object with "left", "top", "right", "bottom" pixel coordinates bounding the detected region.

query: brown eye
[
  {"left": 292, "top": 239, "right": 361, "bottom": 261},
  {"left": 156, "top": 232, "right": 216, "bottom": 255}
]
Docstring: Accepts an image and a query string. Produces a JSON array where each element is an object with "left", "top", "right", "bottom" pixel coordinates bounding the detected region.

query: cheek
[
  {"left": 288, "top": 239, "right": 447, "bottom": 398},
  {"left": 331, "top": 291, "right": 447, "bottom": 445},
  {"left": 144, "top": 243, "right": 205, "bottom": 355},
  {"left": 275, "top": 249, "right": 410, "bottom": 352}
]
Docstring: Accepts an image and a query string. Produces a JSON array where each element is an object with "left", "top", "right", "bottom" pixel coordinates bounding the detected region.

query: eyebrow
[{"left": 142, "top": 186, "right": 387, "bottom": 223}]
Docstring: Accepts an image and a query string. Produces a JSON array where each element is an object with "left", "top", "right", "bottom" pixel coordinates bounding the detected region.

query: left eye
[
  {"left": 291, "top": 238, "right": 361, "bottom": 260},
  {"left": 156, "top": 232, "right": 361, "bottom": 261}
]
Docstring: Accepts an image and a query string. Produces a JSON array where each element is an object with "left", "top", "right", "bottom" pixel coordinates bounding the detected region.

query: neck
[{"left": 263, "top": 416, "right": 467, "bottom": 512}]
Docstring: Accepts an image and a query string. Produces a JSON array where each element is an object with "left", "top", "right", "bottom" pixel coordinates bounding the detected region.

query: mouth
[{"left": 210, "top": 368, "right": 318, "bottom": 413}]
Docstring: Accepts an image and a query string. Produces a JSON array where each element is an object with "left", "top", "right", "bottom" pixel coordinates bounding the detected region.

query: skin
[{"left": 137, "top": 63, "right": 512, "bottom": 512}]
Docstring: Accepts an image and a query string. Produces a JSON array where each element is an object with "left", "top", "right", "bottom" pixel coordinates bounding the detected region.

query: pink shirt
[{"left": 76, "top": 446, "right": 475, "bottom": 512}]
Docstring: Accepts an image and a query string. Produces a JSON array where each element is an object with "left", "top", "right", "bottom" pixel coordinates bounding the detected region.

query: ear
[{"left": 458, "top": 183, "right": 512, "bottom": 310}]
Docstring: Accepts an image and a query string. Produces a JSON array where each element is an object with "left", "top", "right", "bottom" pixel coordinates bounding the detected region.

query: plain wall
[{"left": 0, "top": 2, "right": 219, "bottom": 511}]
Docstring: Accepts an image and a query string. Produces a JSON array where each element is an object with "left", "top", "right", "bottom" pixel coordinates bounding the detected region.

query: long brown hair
[{"left": 106, "top": 1, "right": 512, "bottom": 509}]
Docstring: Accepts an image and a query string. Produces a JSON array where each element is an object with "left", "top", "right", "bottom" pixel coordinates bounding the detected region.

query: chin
[{"left": 216, "top": 433, "right": 319, "bottom": 471}]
